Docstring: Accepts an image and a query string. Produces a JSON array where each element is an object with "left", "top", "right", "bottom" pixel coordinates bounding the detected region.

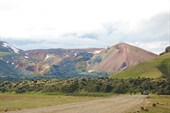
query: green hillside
[
  {"left": 0, "top": 59, "right": 20, "bottom": 81},
  {"left": 110, "top": 53, "right": 170, "bottom": 79}
]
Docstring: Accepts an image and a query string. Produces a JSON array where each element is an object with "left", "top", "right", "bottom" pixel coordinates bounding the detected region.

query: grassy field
[
  {"left": 128, "top": 95, "right": 170, "bottom": 113},
  {"left": 0, "top": 93, "right": 102, "bottom": 112},
  {"left": 110, "top": 53, "right": 170, "bottom": 79},
  {"left": 140, "top": 95, "right": 170, "bottom": 113}
]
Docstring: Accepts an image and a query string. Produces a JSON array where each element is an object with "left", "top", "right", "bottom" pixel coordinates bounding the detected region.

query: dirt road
[{"left": 7, "top": 95, "right": 147, "bottom": 113}]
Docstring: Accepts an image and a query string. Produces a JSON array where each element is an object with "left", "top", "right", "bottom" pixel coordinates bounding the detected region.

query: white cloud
[
  {"left": 0, "top": 0, "right": 169, "bottom": 39},
  {"left": 0, "top": 0, "right": 169, "bottom": 54},
  {"left": 130, "top": 41, "right": 169, "bottom": 54}
]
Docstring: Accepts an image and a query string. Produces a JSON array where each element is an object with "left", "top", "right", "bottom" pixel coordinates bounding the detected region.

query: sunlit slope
[
  {"left": 89, "top": 43, "right": 157, "bottom": 73},
  {"left": 110, "top": 53, "right": 170, "bottom": 79}
]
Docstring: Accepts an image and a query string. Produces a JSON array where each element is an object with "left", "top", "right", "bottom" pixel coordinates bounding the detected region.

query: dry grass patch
[
  {"left": 0, "top": 93, "right": 101, "bottom": 112},
  {"left": 128, "top": 95, "right": 170, "bottom": 113}
]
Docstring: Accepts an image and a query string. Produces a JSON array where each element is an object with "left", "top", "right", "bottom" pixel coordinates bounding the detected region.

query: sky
[{"left": 0, "top": 0, "right": 170, "bottom": 54}]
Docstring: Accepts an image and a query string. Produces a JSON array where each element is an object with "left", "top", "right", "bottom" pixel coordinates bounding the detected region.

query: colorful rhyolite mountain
[
  {"left": 88, "top": 43, "right": 158, "bottom": 73},
  {"left": 0, "top": 41, "right": 158, "bottom": 79}
]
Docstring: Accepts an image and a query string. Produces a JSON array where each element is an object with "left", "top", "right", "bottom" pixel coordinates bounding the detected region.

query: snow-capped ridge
[{"left": 2, "top": 42, "right": 20, "bottom": 54}]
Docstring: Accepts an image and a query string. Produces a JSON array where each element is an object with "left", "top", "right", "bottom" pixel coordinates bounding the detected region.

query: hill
[
  {"left": 0, "top": 41, "right": 106, "bottom": 79},
  {"left": 0, "top": 59, "right": 18, "bottom": 77},
  {"left": 25, "top": 48, "right": 103, "bottom": 74},
  {"left": 88, "top": 43, "right": 157, "bottom": 73},
  {"left": 0, "top": 58, "right": 35, "bottom": 81},
  {"left": 110, "top": 53, "right": 170, "bottom": 79}
]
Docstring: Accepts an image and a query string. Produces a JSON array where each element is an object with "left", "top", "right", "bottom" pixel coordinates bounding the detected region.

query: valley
[
  {"left": 0, "top": 41, "right": 170, "bottom": 113},
  {"left": 0, "top": 1, "right": 169, "bottom": 113}
]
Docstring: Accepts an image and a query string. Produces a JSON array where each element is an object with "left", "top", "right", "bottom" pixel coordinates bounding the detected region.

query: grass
[
  {"left": 0, "top": 52, "right": 10, "bottom": 56},
  {"left": 140, "top": 95, "right": 170, "bottom": 113},
  {"left": 126, "top": 95, "right": 170, "bottom": 113},
  {"left": 110, "top": 53, "right": 170, "bottom": 79},
  {"left": 0, "top": 93, "right": 102, "bottom": 112}
]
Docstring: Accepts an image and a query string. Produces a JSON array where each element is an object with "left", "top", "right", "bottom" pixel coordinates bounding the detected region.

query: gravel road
[{"left": 7, "top": 95, "right": 147, "bottom": 113}]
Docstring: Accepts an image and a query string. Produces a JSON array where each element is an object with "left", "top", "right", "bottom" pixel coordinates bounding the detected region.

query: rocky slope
[{"left": 88, "top": 43, "right": 157, "bottom": 73}]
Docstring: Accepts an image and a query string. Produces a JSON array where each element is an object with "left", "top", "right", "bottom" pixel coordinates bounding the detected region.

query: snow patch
[
  {"left": 25, "top": 53, "right": 29, "bottom": 56},
  {"left": 2, "top": 42, "right": 19, "bottom": 54},
  {"left": 88, "top": 70, "right": 94, "bottom": 73},
  {"left": 25, "top": 56, "right": 29, "bottom": 59},
  {"left": 2, "top": 43, "right": 8, "bottom": 47},
  {"left": 94, "top": 50, "right": 101, "bottom": 54},
  {"left": 45, "top": 54, "right": 50, "bottom": 60}
]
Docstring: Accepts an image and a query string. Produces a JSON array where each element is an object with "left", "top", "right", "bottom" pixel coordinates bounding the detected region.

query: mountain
[
  {"left": 0, "top": 58, "right": 35, "bottom": 81},
  {"left": 0, "top": 41, "right": 105, "bottom": 79},
  {"left": 88, "top": 43, "right": 157, "bottom": 73},
  {"left": 110, "top": 52, "right": 170, "bottom": 79},
  {"left": 0, "top": 41, "right": 159, "bottom": 80},
  {"left": 23, "top": 48, "right": 103, "bottom": 75},
  {"left": 0, "top": 41, "right": 23, "bottom": 54},
  {"left": 0, "top": 59, "right": 18, "bottom": 77}
]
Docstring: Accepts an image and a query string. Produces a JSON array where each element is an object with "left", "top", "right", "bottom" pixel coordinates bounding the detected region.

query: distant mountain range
[{"left": 0, "top": 41, "right": 162, "bottom": 80}]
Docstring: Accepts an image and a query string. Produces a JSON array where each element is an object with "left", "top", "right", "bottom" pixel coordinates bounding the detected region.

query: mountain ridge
[{"left": 0, "top": 41, "right": 159, "bottom": 80}]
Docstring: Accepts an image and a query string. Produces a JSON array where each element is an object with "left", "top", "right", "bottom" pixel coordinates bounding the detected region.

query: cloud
[
  {"left": 129, "top": 41, "right": 169, "bottom": 54},
  {"left": 2, "top": 12, "right": 169, "bottom": 54},
  {"left": 1, "top": 0, "right": 169, "bottom": 39},
  {"left": 76, "top": 12, "right": 169, "bottom": 54},
  {"left": 61, "top": 33, "right": 99, "bottom": 40},
  {"left": 126, "top": 12, "right": 169, "bottom": 42},
  {"left": 93, "top": 12, "right": 169, "bottom": 43},
  {"left": 3, "top": 36, "right": 102, "bottom": 50},
  {"left": 80, "top": 33, "right": 99, "bottom": 40}
]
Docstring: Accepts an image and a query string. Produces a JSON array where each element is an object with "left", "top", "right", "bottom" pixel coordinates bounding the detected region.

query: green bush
[
  {"left": 0, "top": 77, "right": 170, "bottom": 95},
  {"left": 158, "top": 58, "right": 170, "bottom": 77}
]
